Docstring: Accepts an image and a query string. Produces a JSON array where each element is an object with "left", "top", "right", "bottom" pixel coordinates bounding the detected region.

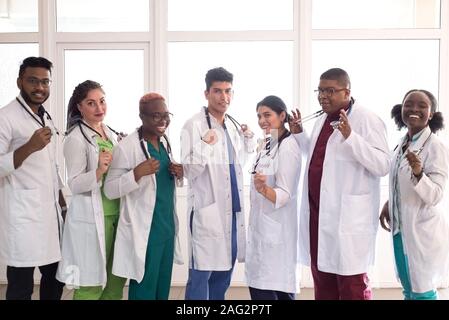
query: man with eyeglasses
[
  {"left": 290, "top": 68, "right": 390, "bottom": 300},
  {"left": 0, "top": 56, "right": 65, "bottom": 300},
  {"left": 181, "top": 67, "right": 255, "bottom": 300}
]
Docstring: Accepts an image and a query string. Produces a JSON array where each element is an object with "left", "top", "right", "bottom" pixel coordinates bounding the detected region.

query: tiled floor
[{"left": 1, "top": 284, "right": 448, "bottom": 300}]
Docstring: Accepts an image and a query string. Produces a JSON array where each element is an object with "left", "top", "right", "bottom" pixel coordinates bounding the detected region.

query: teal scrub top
[{"left": 147, "top": 141, "right": 175, "bottom": 243}]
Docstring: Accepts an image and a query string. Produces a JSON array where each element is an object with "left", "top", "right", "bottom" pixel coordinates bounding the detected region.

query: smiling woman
[{"left": 380, "top": 89, "right": 449, "bottom": 300}]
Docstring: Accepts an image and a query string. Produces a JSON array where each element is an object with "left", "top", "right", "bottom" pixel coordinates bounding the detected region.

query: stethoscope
[
  {"left": 250, "top": 129, "right": 290, "bottom": 174},
  {"left": 137, "top": 126, "right": 172, "bottom": 161},
  {"left": 204, "top": 106, "right": 242, "bottom": 132},
  {"left": 65, "top": 119, "right": 123, "bottom": 148},
  {"left": 395, "top": 130, "right": 432, "bottom": 164},
  {"left": 16, "top": 97, "right": 61, "bottom": 135}
]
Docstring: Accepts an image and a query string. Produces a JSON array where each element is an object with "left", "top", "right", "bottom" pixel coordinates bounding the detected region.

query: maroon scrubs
[{"left": 308, "top": 107, "right": 371, "bottom": 300}]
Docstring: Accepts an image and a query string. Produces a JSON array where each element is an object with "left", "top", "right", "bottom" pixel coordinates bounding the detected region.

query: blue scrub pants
[
  {"left": 393, "top": 233, "right": 437, "bottom": 300},
  {"left": 185, "top": 211, "right": 237, "bottom": 300}
]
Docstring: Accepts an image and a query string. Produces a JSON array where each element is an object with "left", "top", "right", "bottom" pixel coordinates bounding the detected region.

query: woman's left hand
[
  {"left": 405, "top": 149, "right": 423, "bottom": 177},
  {"left": 254, "top": 172, "right": 268, "bottom": 195}
]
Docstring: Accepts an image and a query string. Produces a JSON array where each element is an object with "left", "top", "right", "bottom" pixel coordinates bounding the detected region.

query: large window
[
  {"left": 63, "top": 48, "right": 145, "bottom": 133},
  {"left": 168, "top": 0, "right": 293, "bottom": 31},
  {"left": 0, "top": 0, "right": 38, "bottom": 32},
  {"left": 313, "top": 0, "right": 441, "bottom": 29},
  {"left": 0, "top": 43, "right": 39, "bottom": 106},
  {"left": 56, "top": 0, "right": 150, "bottom": 32}
]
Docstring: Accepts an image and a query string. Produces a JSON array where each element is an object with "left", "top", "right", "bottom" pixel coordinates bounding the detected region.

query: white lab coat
[
  {"left": 181, "top": 108, "right": 256, "bottom": 271},
  {"left": 388, "top": 126, "right": 449, "bottom": 293},
  {"left": 56, "top": 123, "right": 118, "bottom": 287},
  {"left": 104, "top": 130, "right": 183, "bottom": 282},
  {"left": 0, "top": 96, "right": 63, "bottom": 267},
  {"left": 245, "top": 135, "right": 302, "bottom": 293},
  {"left": 295, "top": 101, "right": 390, "bottom": 275}
]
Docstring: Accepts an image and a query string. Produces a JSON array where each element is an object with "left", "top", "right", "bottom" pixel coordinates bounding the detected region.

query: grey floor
[{"left": 1, "top": 284, "right": 448, "bottom": 300}]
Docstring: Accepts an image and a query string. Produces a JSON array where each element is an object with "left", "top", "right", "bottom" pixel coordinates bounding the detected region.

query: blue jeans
[
  {"left": 185, "top": 211, "right": 237, "bottom": 300},
  {"left": 393, "top": 233, "right": 437, "bottom": 300}
]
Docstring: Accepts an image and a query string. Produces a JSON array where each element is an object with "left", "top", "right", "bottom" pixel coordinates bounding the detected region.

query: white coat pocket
[
  {"left": 69, "top": 194, "right": 96, "bottom": 223},
  {"left": 257, "top": 212, "right": 283, "bottom": 245},
  {"left": 340, "top": 193, "right": 376, "bottom": 235},
  {"left": 193, "top": 202, "right": 224, "bottom": 238},
  {"left": 9, "top": 188, "right": 41, "bottom": 224}
]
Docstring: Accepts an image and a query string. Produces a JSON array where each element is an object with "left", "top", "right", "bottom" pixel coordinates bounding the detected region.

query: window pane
[
  {"left": 0, "top": 0, "right": 38, "bottom": 32},
  {"left": 313, "top": 0, "right": 440, "bottom": 29},
  {"left": 168, "top": 41, "right": 293, "bottom": 184},
  {"left": 57, "top": 0, "right": 150, "bottom": 32},
  {"left": 64, "top": 50, "right": 144, "bottom": 134},
  {"left": 168, "top": 0, "right": 293, "bottom": 31},
  {"left": 0, "top": 44, "right": 39, "bottom": 107},
  {"left": 312, "top": 40, "right": 439, "bottom": 150}
]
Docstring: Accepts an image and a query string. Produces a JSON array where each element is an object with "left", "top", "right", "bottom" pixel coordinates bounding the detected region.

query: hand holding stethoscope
[
  {"left": 97, "top": 148, "right": 113, "bottom": 176},
  {"left": 405, "top": 149, "right": 423, "bottom": 179},
  {"left": 334, "top": 109, "right": 352, "bottom": 140},
  {"left": 27, "top": 127, "right": 52, "bottom": 152},
  {"left": 253, "top": 171, "right": 268, "bottom": 196}
]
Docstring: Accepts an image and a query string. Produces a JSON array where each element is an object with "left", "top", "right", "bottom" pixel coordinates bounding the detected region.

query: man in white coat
[
  {"left": 0, "top": 57, "right": 65, "bottom": 300},
  {"left": 181, "top": 67, "right": 255, "bottom": 300},
  {"left": 291, "top": 68, "right": 390, "bottom": 300}
]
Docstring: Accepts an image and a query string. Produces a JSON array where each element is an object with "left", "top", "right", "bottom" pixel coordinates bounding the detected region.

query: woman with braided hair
[{"left": 57, "top": 80, "right": 126, "bottom": 299}]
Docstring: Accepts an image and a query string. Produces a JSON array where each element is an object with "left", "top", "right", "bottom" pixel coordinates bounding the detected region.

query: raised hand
[
  {"left": 254, "top": 172, "right": 268, "bottom": 195},
  {"left": 27, "top": 127, "right": 52, "bottom": 152},
  {"left": 240, "top": 124, "right": 254, "bottom": 138},
  {"left": 288, "top": 108, "right": 303, "bottom": 134},
  {"left": 97, "top": 149, "right": 113, "bottom": 175},
  {"left": 405, "top": 149, "right": 423, "bottom": 179},
  {"left": 202, "top": 129, "right": 218, "bottom": 145},
  {"left": 337, "top": 109, "right": 352, "bottom": 139}
]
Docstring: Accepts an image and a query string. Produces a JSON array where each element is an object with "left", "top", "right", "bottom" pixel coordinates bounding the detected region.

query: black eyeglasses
[
  {"left": 25, "top": 77, "right": 52, "bottom": 88},
  {"left": 314, "top": 87, "right": 348, "bottom": 97},
  {"left": 141, "top": 112, "right": 173, "bottom": 122}
]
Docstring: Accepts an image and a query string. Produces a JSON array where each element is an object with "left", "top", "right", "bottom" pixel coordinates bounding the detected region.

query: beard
[{"left": 20, "top": 89, "right": 49, "bottom": 108}]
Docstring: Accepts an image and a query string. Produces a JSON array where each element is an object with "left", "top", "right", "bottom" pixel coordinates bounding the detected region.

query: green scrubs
[
  {"left": 73, "top": 138, "right": 126, "bottom": 300},
  {"left": 128, "top": 141, "right": 175, "bottom": 300}
]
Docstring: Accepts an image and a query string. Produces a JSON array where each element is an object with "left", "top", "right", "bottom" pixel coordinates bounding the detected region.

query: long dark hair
[
  {"left": 256, "top": 95, "right": 291, "bottom": 148},
  {"left": 66, "top": 80, "right": 104, "bottom": 131}
]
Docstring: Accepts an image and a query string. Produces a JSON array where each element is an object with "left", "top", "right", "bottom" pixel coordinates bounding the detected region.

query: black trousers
[
  {"left": 249, "top": 286, "right": 296, "bottom": 300},
  {"left": 6, "top": 262, "right": 64, "bottom": 300}
]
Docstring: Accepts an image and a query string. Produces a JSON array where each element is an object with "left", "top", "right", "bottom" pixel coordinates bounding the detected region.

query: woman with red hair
[{"left": 104, "top": 93, "right": 184, "bottom": 300}]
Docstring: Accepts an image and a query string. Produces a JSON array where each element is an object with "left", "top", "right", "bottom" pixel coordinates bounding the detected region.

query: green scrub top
[
  {"left": 97, "top": 138, "right": 120, "bottom": 216},
  {"left": 147, "top": 141, "right": 175, "bottom": 243}
]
